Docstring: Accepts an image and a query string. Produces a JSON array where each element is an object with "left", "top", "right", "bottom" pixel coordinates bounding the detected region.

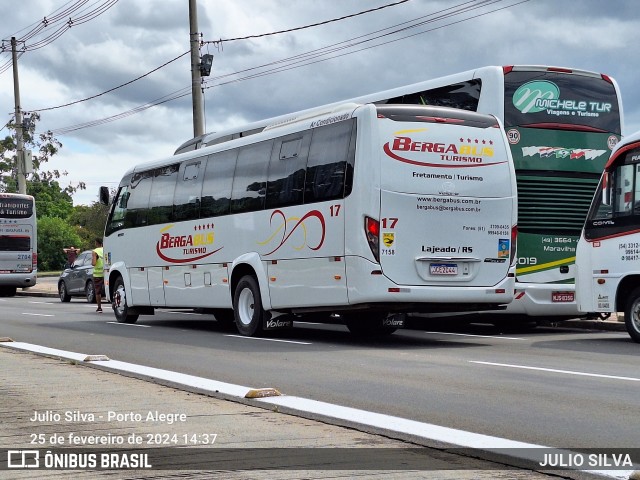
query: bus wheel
[
  {"left": 344, "top": 312, "right": 397, "bottom": 337},
  {"left": 233, "top": 276, "right": 265, "bottom": 337},
  {"left": 624, "top": 287, "right": 640, "bottom": 343},
  {"left": 58, "top": 282, "right": 71, "bottom": 302},
  {"left": 85, "top": 280, "right": 96, "bottom": 303},
  {"left": 113, "top": 276, "right": 139, "bottom": 324}
]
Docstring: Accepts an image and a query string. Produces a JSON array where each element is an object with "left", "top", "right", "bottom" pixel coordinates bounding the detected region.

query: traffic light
[{"left": 200, "top": 54, "right": 213, "bottom": 76}]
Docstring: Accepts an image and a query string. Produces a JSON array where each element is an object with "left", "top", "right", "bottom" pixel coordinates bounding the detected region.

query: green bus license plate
[{"left": 430, "top": 263, "right": 458, "bottom": 275}]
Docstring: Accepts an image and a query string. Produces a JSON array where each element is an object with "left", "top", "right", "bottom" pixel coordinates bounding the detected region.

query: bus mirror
[
  {"left": 99, "top": 186, "right": 110, "bottom": 206},
  {"left": 602, "top": 172, "right": 611, "bottom": 206}
]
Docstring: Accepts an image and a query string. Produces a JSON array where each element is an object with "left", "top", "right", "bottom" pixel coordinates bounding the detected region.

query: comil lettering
[{"left": 392, "top": 136, "right": 494, "bottom": 157}]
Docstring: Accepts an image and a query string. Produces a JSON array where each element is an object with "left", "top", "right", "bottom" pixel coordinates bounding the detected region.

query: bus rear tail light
[
  {"left": 511, "top": 225, "right": 518, "bottom": 265},
  {"left": 32, "top": 252, "right": 37, "bottom": 271},
  {"left": 601, "top": 74, "right": 613, "bottom": 84},
  {"left": 365, "top": 216, "right": 380, "bottom": 263}
]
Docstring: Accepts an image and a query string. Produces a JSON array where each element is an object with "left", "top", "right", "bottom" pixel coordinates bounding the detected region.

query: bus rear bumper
[
  {"left": 496, "top": 282, "right": 581, "bottom": 317},
  {"left": 0, "top": 272, "right": 37, "bottom": 288},
  {"left": 346, "top": 257, "right": 515, "bottom": 308}
]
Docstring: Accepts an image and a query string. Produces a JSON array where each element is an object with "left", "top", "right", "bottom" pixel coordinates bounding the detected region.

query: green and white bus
[{"left": 178, "top": 65, "right": 623, "bottom": 319}]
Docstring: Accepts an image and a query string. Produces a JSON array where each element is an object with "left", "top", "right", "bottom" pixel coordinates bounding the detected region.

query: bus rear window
[
  {"left": 504, "top": 70, "right": 621, "bottom": 135},
  {"left": 0, "top": 235, "right": 30, "bottom": 251}
]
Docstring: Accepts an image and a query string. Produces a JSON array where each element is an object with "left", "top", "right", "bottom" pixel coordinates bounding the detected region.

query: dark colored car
[{"left": 58, "top": 250, "right": 103, "bottom": 303}]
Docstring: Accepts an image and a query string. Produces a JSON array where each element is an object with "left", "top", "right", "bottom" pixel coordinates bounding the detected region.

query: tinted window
[
  {"left": 305, "top": 120, "right": 354, "bottom": 203},
  {"left": 504, "top": 70, "right": 621, "bottom": 134},
  {"left": 147, "top": 164, "right": 179, "bottom": 225},
  {"left": 124, "top": 171, "right": 153, "bottom": 228},
  {"left": 231, "top": 141, "right": 273, "bottom": 213},
  {"left": 266, "top": 132, "right": 311, "bottom": 209},
  {"left": 105, "top": 185, "right": 129, "bottom": 236},
  {"left": 174, "top": 160, "right": 204, "bottom": 222},
  {"left": 201, "top": 150, "right": 238, "bottom": 217},
  {"left": 383, "top": 80, "right": 481, "bottom": 111},
  {"left": 0, "top": 235, "right": 30, "bottom": 251}
]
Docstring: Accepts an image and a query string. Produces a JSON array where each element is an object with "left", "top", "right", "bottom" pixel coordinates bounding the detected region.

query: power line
[
  {"left": 30, "top": 50, "right": 190, "bottom": 112},
  {"left": 22, "top": 1, "right": 413, "bottom": 113},
  {"left": 0, "top": 0, "right": 119, "bottom": 62},
  {"left": 205, "top": 0, "right": 411, "bottom": 44},
  {"left": 48, "top": 0, "right": 527, "bottom": 136}
]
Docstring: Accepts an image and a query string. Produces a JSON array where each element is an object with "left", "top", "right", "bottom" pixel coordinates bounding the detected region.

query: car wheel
[
  {"left": 233, "top": 275, "right": 266, "bottom": 337},
  {"left": 624, "top": 287, "right": 640, "bottom": 343},
  {"left": 58, "top": 281, "right": 71, "bottom": 302},
  {"left": 113, "top": 276, "right": 139, "bottom": 324},
  {"left": 85, "top": 280, "right": 96, "bottom": 303}
]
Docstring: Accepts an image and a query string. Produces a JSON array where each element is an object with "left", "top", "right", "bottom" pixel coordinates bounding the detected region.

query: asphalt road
[{"left": 2, "top": 291, "right": 638, "bottom": 454}]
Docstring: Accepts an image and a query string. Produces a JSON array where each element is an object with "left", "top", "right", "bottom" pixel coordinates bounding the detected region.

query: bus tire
[
  {"left": 344, "top": 312, "right": 397, "bottom": 337},
  {"left": 624, "top": 287, "right": 640, "bottom": 343},
  {"left": 85, "top": 280, "right": 96, "bottom": 303},
  {"left": 58, "top": 282, "right": 71, "bottom": 302},
  {"left": 233, "top": 275, "right": 265, "bottom": 337},
  {"left": 113, "top": 276, "right": 139, "bottom": 324}
]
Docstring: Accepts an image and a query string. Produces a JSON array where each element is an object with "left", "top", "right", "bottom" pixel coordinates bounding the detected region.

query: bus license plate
[
  {"left": 430, "top": 263, "right": 458, "bottom": 275},
  {"left": 552, "top": 291, "right": 574, "bottom": 302}
]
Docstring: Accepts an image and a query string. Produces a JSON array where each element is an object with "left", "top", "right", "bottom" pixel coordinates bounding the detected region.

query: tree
[
  {"left": 68, "top": 202, "right": 109, "bottom": 247},
  {"left": 37, "top": 216, "right": 83, "bottom": 271},
  {"left": 0, "top": 112, "right": 85, "bottom": 197}
]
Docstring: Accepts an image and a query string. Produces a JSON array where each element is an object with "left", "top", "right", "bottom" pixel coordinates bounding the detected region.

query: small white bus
[
  {"left": 576, "top": 130, "right": 640, "bottom": 342},
  {"left": 101, "top": 103, "right": 517, "bottom": 336},
  {"left": 0, "top": 193, "right": 37, "bottom": 296}
]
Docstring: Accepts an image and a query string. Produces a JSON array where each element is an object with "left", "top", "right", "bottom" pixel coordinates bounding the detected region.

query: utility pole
[
  {"left": 189, "top": 0, "right": 204, "bottom": 137},
  {"left": 11, "top": 37, "right": 26, "bottom": 194}
]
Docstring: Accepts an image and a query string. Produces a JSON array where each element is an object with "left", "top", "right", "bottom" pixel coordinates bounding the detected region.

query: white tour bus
[
  {"left": 0, "top": 193, "right": 37, "bottom": 296},
  {"left": 176, "top": 65, "right": 622, "bottom": 320},
  {"left": 576, "top": 130, "right": 640, "bottom": 342},
  {"left": 101, "top": 103, "right": 517, "bottom": 336}
]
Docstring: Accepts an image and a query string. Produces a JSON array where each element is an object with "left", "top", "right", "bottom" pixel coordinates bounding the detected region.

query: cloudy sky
[{"left": 1, "top": 0, "right": 639, "bottom": 206}]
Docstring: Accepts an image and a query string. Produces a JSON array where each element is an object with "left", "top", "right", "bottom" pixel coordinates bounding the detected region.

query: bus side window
[
  {"left": 305, "top": 120, "right": 354, "bottom": 203},
  {"left": 124, "top": 171, "right": 153, "bottom": 228},
  {"left": 147, "top": 165, "right": 179, "bottom": 225},
  {"left": 231, "top": 140, "right": 273, "bottom": 214},
  {"left": 174, "top": 160, "right": 204, "bottom": 222},
  {"left": 613, "top": 164, "right": 634, "bottom": 216},
  {"left": 105, "top": 187, "right": 130, "bottom": 236},
  {"left": 201, "top": 149, "right": 238, "bottom": 218},
  {"left": 266, "top": 132, "right": 311, "bottom": 209}
]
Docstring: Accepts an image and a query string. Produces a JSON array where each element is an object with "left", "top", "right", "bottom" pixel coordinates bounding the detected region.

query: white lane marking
[
  {"left": 224, "top": 334, "right": 311, "bottom": 345},
  {"left": 21, "top": 312, "right": 54, "bottom": 317},
  {"left": 471, "top": 361, "right": 640, "bottom": 382},
  {"left": 0, "top": 341, "right": 630, "bottom": 479},
  {"left": 424, "top": 331, "right": 525, "bottom": 340},
  {"left": 107, "top": 321, "right": 150, "bottom": 328},
  {"left": 28, "top": 301, "right": 57, "bottom": 304}
]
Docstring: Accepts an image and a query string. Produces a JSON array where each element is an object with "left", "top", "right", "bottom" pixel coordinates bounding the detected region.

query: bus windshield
[{"left": 503, "top": 70, "right": 621, "bottom": 135}]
